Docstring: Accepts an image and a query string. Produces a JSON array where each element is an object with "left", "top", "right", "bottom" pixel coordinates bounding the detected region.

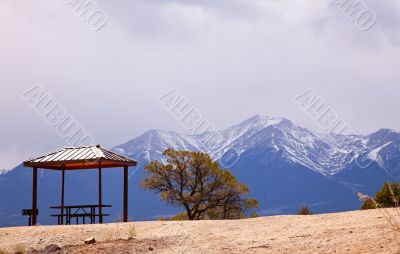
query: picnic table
[
  {"left": 22, "top": 209, "right": 39, "bottom": 226},
  {"left": 50, "top": 204, "right": 111, "bottom": 225}
]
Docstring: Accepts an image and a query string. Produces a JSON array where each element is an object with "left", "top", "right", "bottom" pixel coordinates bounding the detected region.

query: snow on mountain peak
[
  {"left": 231, "top": 115, "right": 284, "bottom": 130},
  {"left": 367, "top": 142, "right": 392, "bottom": 168},
  {"left": 113, "top": 129, "right": 199, "bottom": 161},
  {"left": 113, "top": 116, "right": 400, "bottom": 177}
]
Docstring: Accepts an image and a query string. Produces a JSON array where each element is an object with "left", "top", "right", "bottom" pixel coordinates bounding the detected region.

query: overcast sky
[{"left": 0, "top": 0, "right": 399, "bottom": 169}]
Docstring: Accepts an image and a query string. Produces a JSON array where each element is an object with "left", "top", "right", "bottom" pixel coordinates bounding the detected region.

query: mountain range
[{"left": 1, "top": 115, "right": 399, "bottom": 227}]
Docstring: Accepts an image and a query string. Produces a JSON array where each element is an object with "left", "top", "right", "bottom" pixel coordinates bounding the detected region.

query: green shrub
[
  {"left": 159, "top": 212, "right": 189, "bottom": 221},
  {"left": 297, "top": 206, "right": 313, "bottom": 215},
  {"left": 361, "top": 198, "right": 377, "bottom": 210},
  {"left": 360, "top": 182, "right": 400, "bottom": 209},
  {"left": 375, "top": 182, "right": 400, "bottom": 207},
  {"left": 170, "top": 212, "right": 189, "bottom": 221},
  {"left": 248, "top": 212, "right": 259, "bottom": 218}
]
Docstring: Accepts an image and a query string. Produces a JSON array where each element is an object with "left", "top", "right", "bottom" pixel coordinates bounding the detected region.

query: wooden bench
[
  {"left": 51, "top": 213, "right": 110, "bottom": 225},
  {"left": 50, "top": 205, "right": 111, "bottom": 225}
]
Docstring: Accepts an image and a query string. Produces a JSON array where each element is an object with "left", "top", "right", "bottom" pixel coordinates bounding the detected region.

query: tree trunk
[{"left": 186, "top": 208, "right": 194, "bottom": 220}]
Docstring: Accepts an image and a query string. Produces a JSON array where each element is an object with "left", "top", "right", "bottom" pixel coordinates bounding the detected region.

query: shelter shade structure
[{"left": 23, "top": 145, "right": 137, "bottom": 226}]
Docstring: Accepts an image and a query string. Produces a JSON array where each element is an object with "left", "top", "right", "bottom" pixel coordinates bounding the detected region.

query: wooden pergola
[{"left": 23, "top": 145, "right": 137, "bottom": 226}]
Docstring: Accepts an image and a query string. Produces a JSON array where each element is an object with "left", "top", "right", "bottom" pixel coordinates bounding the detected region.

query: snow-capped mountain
[
  {"left": 114, "top": 115, "right": 400, "bottom": 177},
  {"left": 107, "top": 115, "right": 400, "bottom": 219},
  {"left": 2, "top": 115, "right": 400, "bottom": 227},
  {"left": 113, "top": 129, "right": 201, "bottom": 163}
]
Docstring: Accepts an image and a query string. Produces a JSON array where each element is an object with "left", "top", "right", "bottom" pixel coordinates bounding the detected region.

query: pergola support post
[
  {"left": 61, "top": 168, "right": 65, "bottom": 225},
  {"left": 123, "top": 166, "right": 128, "bottom": 222},
  {"left": 98, "top": 162, "right": 103, "bottom": 224},
  {"left": 32, "top": 167, "right": 38, "bottom": 226}
]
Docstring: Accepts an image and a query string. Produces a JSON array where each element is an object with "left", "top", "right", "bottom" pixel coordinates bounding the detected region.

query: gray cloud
[{"left": 0, "top": 0, "right": 399, "bottom": 169}]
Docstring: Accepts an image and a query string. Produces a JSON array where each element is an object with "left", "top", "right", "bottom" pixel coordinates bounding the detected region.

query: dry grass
[
  {"left": 1, "top": 209, "right": 400, "bottom": 254},
  {"left": 359, "top": 185, "right": 400, "bottom": 234},
  {"left": 12, "top": 245, "right": 25, "bottom": 254},
  {"left": 128, "top": 224, "right": 137, "bottom": 239}
]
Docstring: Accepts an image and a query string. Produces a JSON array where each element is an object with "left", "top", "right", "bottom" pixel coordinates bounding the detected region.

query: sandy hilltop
[{"left": 1, "top": 209, "right": 400, "bottom": 254}]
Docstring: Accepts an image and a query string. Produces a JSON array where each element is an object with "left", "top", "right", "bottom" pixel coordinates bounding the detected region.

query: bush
[
  {"left": 171, "top": 212, "right": 189, "bottom": 221},
  {"left": 358, "top": 183, "right": 400, "bottom": 234},
  {"left": 249, "top": 212, "right": 259, "bottom": 218},
  {"left": 361, "top": 198, "right": 377, "bottom": 210},
  {"left": 360, "top": 182, "right": 400, "bottom": 209},
  {"left": 376, "top": 182, "right": 400, "bottom": 207},
  {"left": 159, "top": 212, "right": 189, "bottom": 221},
  {"left": 297, "top": 206, "right": 313, "bottom": 215}
]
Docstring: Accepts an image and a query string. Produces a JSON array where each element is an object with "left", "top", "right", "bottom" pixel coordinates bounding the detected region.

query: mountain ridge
[
  {"left": 1, "top": 115, "right": 400, "bottom": 226},
  {"left": 113, "top": 115, "right": 400, "bottom": 177}
]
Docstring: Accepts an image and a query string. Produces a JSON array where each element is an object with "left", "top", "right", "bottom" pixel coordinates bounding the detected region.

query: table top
[{"left": 50, "top": 205, "right": 112, "bottom": 209}]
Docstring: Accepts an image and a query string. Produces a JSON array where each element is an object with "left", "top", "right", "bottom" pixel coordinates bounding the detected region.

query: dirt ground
[{"left": 1, "top": 209, "right": 400, "bottom": 254}]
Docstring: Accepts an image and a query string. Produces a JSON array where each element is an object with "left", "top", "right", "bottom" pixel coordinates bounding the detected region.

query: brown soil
[{"left": 1, "top": 209, "right": 400, "bottom": 254}]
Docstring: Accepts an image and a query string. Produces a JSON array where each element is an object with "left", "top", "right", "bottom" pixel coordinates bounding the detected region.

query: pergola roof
[{"left": 23, "top": 145, "right": 137, "bottom": 170}]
